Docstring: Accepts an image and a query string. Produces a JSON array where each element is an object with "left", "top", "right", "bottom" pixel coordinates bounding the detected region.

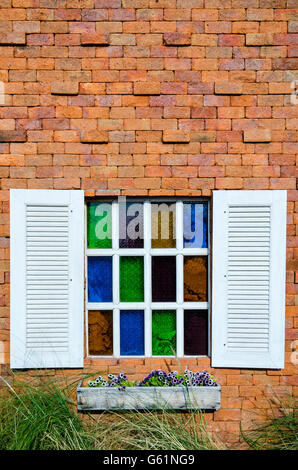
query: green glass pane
[
  {"left": 152, "top": 310, "right": 176, "bottom": 356},
  {"left": 120, "top": 256, "right": 144, "bottom": 302},
  {"left": 87, "top": 202, "right": 112, "bottom": 249}
]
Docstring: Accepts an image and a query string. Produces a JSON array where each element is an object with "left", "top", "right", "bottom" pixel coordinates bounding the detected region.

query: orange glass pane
[
  {"left": 88, "top": 310, "right": 113, "bottom": 356},
  {"left": 184, "top": 256, "right": 208, "bottom": 302},
  {"left": 151, "top": 202, "right": 176, "bottom": 248}
]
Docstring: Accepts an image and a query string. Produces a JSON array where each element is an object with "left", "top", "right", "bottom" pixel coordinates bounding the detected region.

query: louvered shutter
[
  {"left": 212, "top": 190, "right": 287, "bottom": 369},
  {"left": 10, "top": 189, "right": 84, "bottom": 369}
]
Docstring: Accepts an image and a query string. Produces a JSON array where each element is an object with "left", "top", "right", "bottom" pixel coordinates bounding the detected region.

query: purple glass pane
[
  {"left": 119, "top": 201, "right": 144, "bottom": 248},
  {"left": 184, "top": 310, "right": 208, "bottom": 356},
  {"left": 152, "top": 256, "right": 176, "bottom": 302}
]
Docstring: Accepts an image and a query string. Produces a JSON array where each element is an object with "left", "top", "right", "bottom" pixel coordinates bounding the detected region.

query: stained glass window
[{"left": 86, "top": 199, "right": 209, "bottom": 357}]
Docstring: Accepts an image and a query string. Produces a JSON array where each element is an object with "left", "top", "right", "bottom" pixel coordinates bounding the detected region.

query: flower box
[{"left": 77, "top": 382, "right": 221, "bottom": 411}]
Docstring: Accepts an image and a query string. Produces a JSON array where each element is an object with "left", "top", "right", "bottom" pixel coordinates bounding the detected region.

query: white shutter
[
  {"left": 212, "top": 190, "right": 287, "bottom": 369},
  {"left": 10, "top": 189, "right": 84, "bottom": 369}
]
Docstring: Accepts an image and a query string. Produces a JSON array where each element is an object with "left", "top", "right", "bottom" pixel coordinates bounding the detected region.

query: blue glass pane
[
  {"left": 183, "top": 202, "right": 208, "bottom": 248},
  {"left": 120, "top": 310, "right": 144, "bottom": 356},
  {"left": 88, "top": 256, "right": 112, "bottom": 302}
]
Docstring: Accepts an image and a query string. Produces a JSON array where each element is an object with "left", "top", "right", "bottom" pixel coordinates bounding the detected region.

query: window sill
[{"left": 77, "top": 382, "right": 221, "bottom": 412}]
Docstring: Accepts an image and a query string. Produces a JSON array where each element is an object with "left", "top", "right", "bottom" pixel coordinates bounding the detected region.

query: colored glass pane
[
  {"left": 119, "top": 201, "right": 144, "bottom": 248},
  {"left": 184, "top": 256, "right": 208, "bottom": 302},
  {"left": 120, "top": 310, "right": 144, "bottom": 355},
  {"left": 184, "top": 310, "right": 208, "bottom": 356},
  {"left": 183, "top": 202, "right": 208, "bottom": 248},
  {"left": 152, "top": 310, "right": 176, "bottom": 356},
  {"left": 152, "top": 256, "right": 176, "bottom": 302},
  {"left": 87, "top": 202, "right": 112, "bottom": 249},
  {"left": 120, "top": 256, "right": 144, "bottom": 302},
  {"left": 88, "top": 256, "right": 113, "bottom": 302},
  {"left": 88, "top": 310, "right": 113, "bottom": 356},
  {"left": 151, "top": 202, "right": 176, "bottom": 248}
]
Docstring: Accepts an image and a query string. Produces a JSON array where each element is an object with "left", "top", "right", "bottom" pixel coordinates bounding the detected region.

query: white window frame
[{"left": 85, "top": 198, "right": 210, "bottom": 358}]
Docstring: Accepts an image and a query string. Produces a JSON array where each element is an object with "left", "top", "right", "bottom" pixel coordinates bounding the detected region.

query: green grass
[
  {"left": 99, "top": 409, "right": 224, "bottom": 450},
  {"left": 0, "top": 374, "right": 223, "bottom": 451},
  {"left": 0, "top": 376, "right": 94, "bottom": 450},
  {"left": 1, "top": 374, "right": 296, "bottom": 451},
  {"left": 241, "top": 405, "right": 298, "bottom": 451}
]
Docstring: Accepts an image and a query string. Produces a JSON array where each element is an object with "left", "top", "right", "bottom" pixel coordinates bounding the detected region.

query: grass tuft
[
  {"left": 241, "top": 404, "right": 298, "bottom": 451},
  {"left": 0, "top": 376, "right": 93, "bottom": 450},
  {"left": 97, "top": 409, "right": 225, "bottom": 450}
]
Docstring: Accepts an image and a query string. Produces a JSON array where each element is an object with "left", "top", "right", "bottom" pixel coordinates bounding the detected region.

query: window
[
  {"left": 10, "top": 190, "right": 286, "bottom": 370},
  {"left": 86, "top": 198, "right": 210, "bottom": 358}
]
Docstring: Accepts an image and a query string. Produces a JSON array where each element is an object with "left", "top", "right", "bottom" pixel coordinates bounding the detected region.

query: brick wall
[{"left": 0, "top": 0, "right": 297, "bottom": 444}]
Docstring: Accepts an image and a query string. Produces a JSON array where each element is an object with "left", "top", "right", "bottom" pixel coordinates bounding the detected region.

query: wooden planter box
[{"left": 77, "top": 382, "right": 221, "bottom": 411}]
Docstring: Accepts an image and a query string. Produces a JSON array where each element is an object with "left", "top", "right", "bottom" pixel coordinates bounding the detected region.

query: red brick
[
  {"left": 274, "top": 33, "right": 298, "bottom": 45},
  {"left": 163, "top": 130, "right": 190, "bottom": 143},
  {"left": 0, "top": 32, "right": 26, "bottom": 45},
  {"left": 81, "top": 32, "right": 109, "bottom": 46},
  {"left": 80, "top": 130, "right": 109, "bottom": 143},
  {"left": 215, "top": 81, "right": 243, "bottom": 95},
  {"left": 244, "top": 129, "right": 271, "bottom": 143},
  {"left": 214, "top": 409, "right": 241, "bottom": 421},
  {"left": 163, "top": 32, "right": 191, "bottom": 46},
  {"left": 272, "top": 58, "right": 298, "bottom": 70},
  {"left": 218, "top": 34, "right": 244, "bottom": 47},
  {"left": 133, "top": 82, "right": 161, "bottom": 95},
  {"left": 0, "top": 131, "right": 27, "bottom": 143},
  {"left": 246, "top": 33, "right": 273, "bottom": 45},
  {"left": 190, "top": 131, "right": 216, "bottom": 142},
  {"left": 51, "top": 81, "right": 79, "bottom": 95}
]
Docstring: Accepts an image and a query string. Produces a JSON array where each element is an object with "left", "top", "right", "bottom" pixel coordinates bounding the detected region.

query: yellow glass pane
[{"left": 151, "top": 202, "right": 176, "bottom": 248}]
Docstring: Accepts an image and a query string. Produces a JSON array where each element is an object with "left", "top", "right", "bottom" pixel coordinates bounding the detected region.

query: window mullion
[
  {"left": 113, "top": 308, "right": 120, "bottom": 357},
  {"left": 176, "top": 307, "right": 184, "bottom": 357},
  {"left": 112, "top": 200, "right": 119, "bottom": 251},
  {"left": 112, "top": 200, "right": 120, "bottom": 356},
  {"left": 144, "top": 199, "right": 152, "bottom": 357},
  {"left": 176, "top": 200, "right": 184, "bottom": 356},
  {"left": 176, "top": 200, "right": 183, "bottom": 251}
]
